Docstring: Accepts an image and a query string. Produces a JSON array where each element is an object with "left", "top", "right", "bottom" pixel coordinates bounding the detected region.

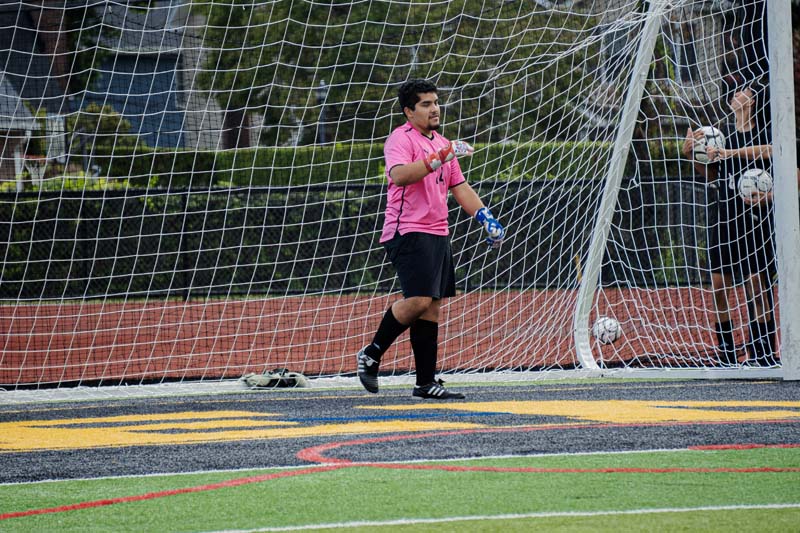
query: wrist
[
  {"left": 475, "top": 207, "right": 492, "bottom": 223},
  {"left": 424, "top": 152, "right": 440, "bottom": 173}
]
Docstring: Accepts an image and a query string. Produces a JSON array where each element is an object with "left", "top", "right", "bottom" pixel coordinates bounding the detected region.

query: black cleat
[
  {"left": 357, "top": 348, "right": 379, "bottom": 393},
  {"left": 716, "top": 343, "right": 740, "bottom": 366},
  {"left": 743, "top": 354, "right": 778, "bottom": 367},
  {"left": 745, "top": 340, "right": 778, "bottom": 367},
  {"left": 412, "top": 379, "right": 465, "bottom": 400}
]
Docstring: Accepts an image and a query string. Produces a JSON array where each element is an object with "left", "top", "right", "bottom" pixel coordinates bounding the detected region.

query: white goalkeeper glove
[
  {"left": 475, "top": 207, "right": 505, "bottom": 249},
  {"left": 424, "top": 140, "right": 474, "bottom": 173}
]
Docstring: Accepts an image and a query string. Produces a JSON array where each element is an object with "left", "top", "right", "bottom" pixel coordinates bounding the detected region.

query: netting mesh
[{"left": 0, "top": 0, "right": 788, "bottom": 389}]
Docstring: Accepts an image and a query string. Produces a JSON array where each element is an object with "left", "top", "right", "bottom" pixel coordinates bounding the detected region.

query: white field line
[
  {"left": 0, "top": 446, "right": 718, "bottom": 486},
  {"left": 208, "top": 504, "right": 800, "bottom": 532}
]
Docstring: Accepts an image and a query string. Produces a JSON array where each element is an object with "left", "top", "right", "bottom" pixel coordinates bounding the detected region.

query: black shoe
[
  {"left": 746, "top": 339, "right": 778, "bottom": 367},
  {"left": 744, "top": 354, "right": 778, "bottom": 367},
  {"left": 716, "top": 343, "right": 740, "bottom": 366},
  {"left": 412, "top": 379, "right": 465, "bottom": 400},
  {"left": 357, "top": 348, "right": 379, "bottom": 393}
]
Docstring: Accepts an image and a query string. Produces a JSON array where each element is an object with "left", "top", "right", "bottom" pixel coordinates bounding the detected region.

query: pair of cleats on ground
[
  {"left": 357, "top": 348, "right": 465, "bottom": 399},
  {"left": 716, "top": 343, "right": 778, "bottom": 367}
]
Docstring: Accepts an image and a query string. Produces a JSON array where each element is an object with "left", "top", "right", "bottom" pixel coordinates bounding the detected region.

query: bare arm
[
  {"left": 708, "top": 144, "right": 772, "bottom": 162},
  {"left": 389, "top": 141, "right": 473, "bottom": 187},
  {"left": 388, "top": 161, "right": 434, "bottom": 187},
  {"left": 450, "top": 181, "right": 484, "bottom": 216}
]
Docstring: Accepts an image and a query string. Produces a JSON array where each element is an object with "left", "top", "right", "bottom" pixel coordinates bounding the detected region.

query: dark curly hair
[{"left": 397, "top": 79, "right": 438, "bottom": 114}]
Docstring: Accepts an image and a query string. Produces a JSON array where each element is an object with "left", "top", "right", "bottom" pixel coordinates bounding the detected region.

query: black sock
[
  {"left": 715, "top": 321, "right": 736, "bottom": 364},
  {"left": 364, "top": 306, "right": 409, "bottom": 362},
  {"left": 715, "top": 321, "right": 734, "bottom": 349},
  {"left": 410, "top": 319, "right": 438, "bottom": 386},
  {"left": 764, "top": 318, "right": 776, "bottom": 356},
  {"left": 749, "top": 319, "right": 776, "bottom": 360}
]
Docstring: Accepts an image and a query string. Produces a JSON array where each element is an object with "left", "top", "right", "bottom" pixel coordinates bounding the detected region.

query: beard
[{"left": 429, "top": 121, "right": 441, "bottom": 131}]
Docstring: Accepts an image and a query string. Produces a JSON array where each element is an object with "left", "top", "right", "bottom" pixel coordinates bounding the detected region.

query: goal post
[
  {"left": 767, "top": 0, "right": 800, "bottom": 381},
  {"left": 0, "top": 0, "right": 797, "bottom": 395},
  {"left": 573, "top": 0, "right": 668, "bottom": 371}
]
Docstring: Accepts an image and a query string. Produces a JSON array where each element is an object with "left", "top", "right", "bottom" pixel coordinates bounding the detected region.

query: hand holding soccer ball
[
  {"left": 683, "top": 127, "right": 725, "bottom": 164},
  {"left": 475, "top": 207, "right": 505, "bottom": 248},
  {"left": 424, "top": 140, "right": 474, "bottom": 172},
  {"left": 738, "top": 168, "right": 773, "bottom": 204}
]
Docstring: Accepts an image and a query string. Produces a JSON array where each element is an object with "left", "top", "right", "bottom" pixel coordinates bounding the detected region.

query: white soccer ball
[
  {"left": 693, "top": 126, "right": 725, "bottom": 164},
  {"left": 592, "top": 316, "right": 622, "bottom": 345},
  {"left": 738, "top": 168, "right": 773, "bottom": 200}
]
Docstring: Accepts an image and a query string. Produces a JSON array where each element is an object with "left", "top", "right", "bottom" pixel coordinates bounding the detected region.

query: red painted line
[
  {"left": 297, "top": 431, "right": 446, "bottom": 463},
  {"left": 689, "top": 443, "right": 800, "bottom": 451},
  {"left": 5, "top": 419, "right": 798, "bottom": 522},
  {"left": 296, "top": 419, "right": 800, "bottom": 464},
  {"left": 0, "top": 465, "right": 346, "bottom": 522},
  {"left": 367, "top": 463, "right": 800, "bottom": 474}
]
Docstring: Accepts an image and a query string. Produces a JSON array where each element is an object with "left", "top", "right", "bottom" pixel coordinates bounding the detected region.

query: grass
[{"left": 1, "top": 447, "right": 798, "bottom": 532}]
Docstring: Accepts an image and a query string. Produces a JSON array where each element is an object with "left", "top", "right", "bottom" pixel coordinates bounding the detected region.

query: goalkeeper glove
[
  {"left": 475, "top": 207, "right": 505, "bottom": 249},
  {"left": 424, "top": 140, "right": 474, "bottom": 173}
]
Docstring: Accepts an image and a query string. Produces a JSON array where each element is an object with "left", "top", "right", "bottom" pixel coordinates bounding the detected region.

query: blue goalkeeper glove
[{"left": 475, "top": 207, "right": 505, "bottom": 249}]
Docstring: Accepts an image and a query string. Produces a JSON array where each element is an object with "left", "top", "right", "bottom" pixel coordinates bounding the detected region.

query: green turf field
[{"left": 1, "top": 447, "right": 798, "bottom": 532}]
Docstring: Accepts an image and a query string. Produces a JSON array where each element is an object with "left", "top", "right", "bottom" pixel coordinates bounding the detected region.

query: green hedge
[
  {"left": 0, "top": 179, "right": 709, "bottom": 300},
  {"left": 87, "top": 141, "right": 684, "bottom": 189}
]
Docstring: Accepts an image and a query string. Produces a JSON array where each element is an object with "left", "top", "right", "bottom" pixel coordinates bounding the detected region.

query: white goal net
[{"left": 0, "top": 0, "right": 796, "bottom": 392}]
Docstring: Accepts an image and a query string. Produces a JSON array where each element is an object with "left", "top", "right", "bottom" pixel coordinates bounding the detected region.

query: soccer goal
[{"left": 0, "top": 0, "right": 797, "bottom": 395}]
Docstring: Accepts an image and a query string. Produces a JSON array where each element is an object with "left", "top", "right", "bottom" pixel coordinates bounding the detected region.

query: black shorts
[
  {"left": 707, "top": 211, "right": 775, "bottom": 278},
  {"left": 383, "top": 232, "right": 456, "bottom": 299}
]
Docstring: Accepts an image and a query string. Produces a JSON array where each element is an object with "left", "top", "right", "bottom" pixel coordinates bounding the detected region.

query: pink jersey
[{"left": 380, "top": 122, "right": 466, "bottom": 243}]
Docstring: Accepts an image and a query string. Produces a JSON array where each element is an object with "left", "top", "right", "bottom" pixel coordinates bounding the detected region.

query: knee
[
  {"left": 420, "top": 300, "right": 441, "bottom": 321},
  {"left": 393, "top": 297, "right": 433, "bottom": 323},
  {"left": 406, "top": 297, "right": 433, "bottom": 316}
]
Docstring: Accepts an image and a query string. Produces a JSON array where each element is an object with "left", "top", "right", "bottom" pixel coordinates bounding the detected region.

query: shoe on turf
[
  {"left": 716, "top": 342, "right": 740, "bottom": 366},
  {"left": 743, "top": 355, "right": 778, "bottom": 367},
  {"left": 745, "top": 340, "right": 777, "bottom": 367},
  {"left": 357, "top": 347, "right": 379, "bottom": 394},
  {"left": 412, "top": 379, "right": 465, "bottom": 400}
]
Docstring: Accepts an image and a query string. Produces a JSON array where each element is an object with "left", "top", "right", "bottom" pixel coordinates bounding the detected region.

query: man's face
[
  {"left": 404, "top": 92, "right": 440, "bottom": 133},
  {"left": 729, "top": 88, "right": 754, "bottom": 113}
]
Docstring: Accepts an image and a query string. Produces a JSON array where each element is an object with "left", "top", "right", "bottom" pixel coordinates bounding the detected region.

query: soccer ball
[
  {"left": 693, "top": 126, "right": 725, "bottom": 164},
  {"left": 738, "top": 168, "right": 773, "bottom": 200},
  {"left": 592, "top": 316, "right": 622, "bottom": 345}
]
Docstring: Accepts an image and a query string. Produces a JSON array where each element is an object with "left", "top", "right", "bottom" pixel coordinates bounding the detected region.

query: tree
[{"left": 191, "top": 0, "right": 607, "bottom": 148}]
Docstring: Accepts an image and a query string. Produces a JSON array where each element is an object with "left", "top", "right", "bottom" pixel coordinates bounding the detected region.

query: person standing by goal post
[
  {"left": 682, "top": 80, "right": 799, "bottom": 366},
  {"left": 357, "top": 79, "right": 505, "bottom": 399}
]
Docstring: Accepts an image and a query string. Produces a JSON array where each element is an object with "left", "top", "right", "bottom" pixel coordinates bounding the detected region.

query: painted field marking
[
  {"left": 2, "top": 440, "right": 798, "bottom": 522},
  {"left": 0, "top": 465, "right": 348, "bottom": 521},
  {"left": 2, "top": 400, "right": 798, "bottom": 452},
  {"left": 367, "top": 400, "right": 800, "bottom": 423},
  {"left": 0, "top": 411, "right": 484, "bottom": 452},
  {"left": 296, "top": 418, "right": 800, "bottom": 463},
  {"left": 1, "top": 428, "right": 797, "bottom": 523},
  {"left": 0, "top": 445, "right": 774, "bottom": 487},
  {"left": 246, "top": 503, "right": 800, "bottom": 532}
]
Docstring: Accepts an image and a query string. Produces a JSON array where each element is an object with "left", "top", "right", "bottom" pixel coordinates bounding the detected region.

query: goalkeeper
[{"left": 357, "top": 78, "right": 505, "bottom": 399}]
